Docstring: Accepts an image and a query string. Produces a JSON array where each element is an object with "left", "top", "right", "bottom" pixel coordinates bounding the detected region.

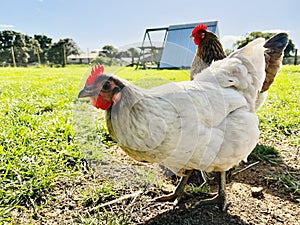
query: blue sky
[{"left": 1, "top": 0, "right": 299, "bottom": 52}]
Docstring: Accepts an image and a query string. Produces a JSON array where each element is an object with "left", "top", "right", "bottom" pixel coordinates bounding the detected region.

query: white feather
[{"left": 107, "top": 38, "right": 265, "bottom": 175}]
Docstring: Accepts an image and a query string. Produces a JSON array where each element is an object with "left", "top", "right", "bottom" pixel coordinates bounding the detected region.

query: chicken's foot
[
  {"left": 153, "top": 170, "right": 193, "bottom": 205},
  {"left": 193, "top": 171, "right": 227, "bottom": 211}
]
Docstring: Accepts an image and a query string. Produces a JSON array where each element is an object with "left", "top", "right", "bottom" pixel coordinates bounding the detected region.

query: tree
[
  {"left": 234, "top": 31, "right": 296, "bottom": 57},
  {"left": 127, "top": 47, "right": 139, "bottom": 65},
  {"left": 116, "top": 50, "right": 130, "bottom": 59},
  {"left": 0, "top": 30, "right": 81, "bottom": 66},
  {"left": 46, "top": 38, "right": 80, "bottom": 66},
  {"left": 23, "top": 35, "right": 43, "bottom": 65},
  {"left": 34, "top": 34, "right": 52, "bottom": 64},
  {"left": 234, "top": 32, "right": 274, "bottom": 49},
  {"left": 284, "top": 39, "right": 295, "bottom": 57},
  {"left": 0, "top": 30, "right": 29, "bottom": 66},
  {"left": 13, "top": 33, "right": 30, "bottom": 65},
  {"left": 0, "top": 30, "right": 14, "bottom": 65},
  {"left": 101, "top": 45, "right": 119, "bottom": 66},
  {"left": 102, "top": 45, "right": 118, "bottom": 58},
  {"left": 31, "top": 39, "right": 41, "bottom": 65}
]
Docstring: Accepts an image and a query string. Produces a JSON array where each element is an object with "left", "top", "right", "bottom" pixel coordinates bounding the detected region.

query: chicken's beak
[
  {"left": 189, "top": 35, "right": 194, "bottom": 38},
  {"left": 78, "top": 86, "right": 99, "bottom": 98}
]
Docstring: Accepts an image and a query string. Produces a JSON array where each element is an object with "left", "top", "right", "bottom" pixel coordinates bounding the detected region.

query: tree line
[
  {"left": 235, "top": 31, "right": 296, "bottom": 57},
  {"left": 0, "top": 30, "right": 297, "bottom": 67},
  {"left": 234, "top": 31, "right": 298, "bottom": 65},
  {"left": 0, "top": 30, "right": 141, "bottom": 67},
  {"left": 92, "top": 45, "right": 140, "bottom": 66},
  {"left": 0, "top": 30, "right": 79, "bottom": 66}
]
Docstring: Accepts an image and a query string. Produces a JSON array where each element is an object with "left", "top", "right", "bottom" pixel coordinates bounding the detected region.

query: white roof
[{"left": 67, "top": 52, "right": 99, "bottom": 59}]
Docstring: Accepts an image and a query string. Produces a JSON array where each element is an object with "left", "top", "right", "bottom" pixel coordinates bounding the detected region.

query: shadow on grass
[
  {"left": 230, "top": 143, "right": 300, "bottom": 202},
  {"left": 138, "top": 143, "right": 299, "bottom": 225},
  {"left": 144, "top": 204, "right": 248, "bottom": 225}
]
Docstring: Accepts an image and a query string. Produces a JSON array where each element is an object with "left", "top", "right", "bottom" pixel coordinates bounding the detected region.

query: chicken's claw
[
  {"left": 153, "top": 170, "right": 193, "bottom": 206},
  {"left": 192, "top": 171, "right": 227, "bottom": 211},
  {"left": 192, "top": 190, "right": 227, "bottom": 211},
  {"left": 152, "top": 192, "right": 183, "bottom": 207}
]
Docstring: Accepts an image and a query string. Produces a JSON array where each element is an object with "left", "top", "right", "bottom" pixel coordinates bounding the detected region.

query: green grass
[
  {"left": 79, "top": 182, "right": 118, "bottom": 207},
  {"left": 0, "top": 65, "right": 189, "bottom": 222},
  {"left": 0, "top": 66, "right": 88, "bottom": 220},
  {"left": 0, "top": 65, "right": 299, "bottom": 222},
  {"left": 256, "top": 65, "right": 300, "bottom": 147}
]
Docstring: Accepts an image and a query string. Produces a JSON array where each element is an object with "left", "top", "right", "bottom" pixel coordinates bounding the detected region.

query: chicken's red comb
[
  {"left": 192, "top": 23, "right": 208, "bottom": 36},
  {"left": 85, "top": 64, "right": 104, "bottom": 86}
]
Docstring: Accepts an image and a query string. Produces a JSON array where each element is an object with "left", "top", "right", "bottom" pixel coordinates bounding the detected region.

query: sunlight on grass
[
  {"left": 0, "top": 64, "right": 299, "bottom": 222},
  {"left": 256, "top": 66, "right": 300, "bottom": 147},
  {"left": 0, "top": 65, "right": 191, "bottom": 221}
]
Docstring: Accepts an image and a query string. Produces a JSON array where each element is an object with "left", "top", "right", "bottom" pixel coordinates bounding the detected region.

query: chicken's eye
[{"left": 102, "top": 81, "right": 111, "bottom": 90}]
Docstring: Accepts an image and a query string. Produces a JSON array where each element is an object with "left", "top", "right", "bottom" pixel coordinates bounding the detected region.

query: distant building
[{"left": 67, "top": 52, "right": 99, "bottom": 64}]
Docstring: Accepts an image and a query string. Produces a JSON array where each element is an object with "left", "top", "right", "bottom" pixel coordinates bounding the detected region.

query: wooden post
[
  {"left": 11, "top": 46, "right": 16, "bottom": 67},
  {"left": 36, "top": 47, "right": 41, "bottom": 65},
  {"left": 294, "top": 49, "right": 298, "bottom": 65},
  {"left": 62, "top": 44, "right": 66, "bottom": 67}
]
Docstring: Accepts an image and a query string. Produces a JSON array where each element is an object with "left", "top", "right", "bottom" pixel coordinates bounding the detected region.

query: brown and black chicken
[{"left": 189, "top": 23, "right": 226, "bottom": 80}]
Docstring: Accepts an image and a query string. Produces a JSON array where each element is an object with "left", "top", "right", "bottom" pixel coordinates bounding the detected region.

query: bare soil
[{"left": 12, "top": 141, "right": 299, "bottom": 225}]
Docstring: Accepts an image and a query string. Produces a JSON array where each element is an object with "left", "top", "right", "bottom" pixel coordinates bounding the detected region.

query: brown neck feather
[{"left": 196, "top": 31, "right": 226, "bottom": 65}]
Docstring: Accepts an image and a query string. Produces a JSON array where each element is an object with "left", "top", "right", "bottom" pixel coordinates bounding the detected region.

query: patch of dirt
[{"left": 11, "top": 142, "right": 299, "bottom": 225}]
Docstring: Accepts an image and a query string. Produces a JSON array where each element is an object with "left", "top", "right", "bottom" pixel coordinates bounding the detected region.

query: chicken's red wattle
[
  {"left": 91, "top": 97, "right": 112, "bottom": 110},
  {"left": 193, "top": 38, "right": 200, "bottom": 46}
]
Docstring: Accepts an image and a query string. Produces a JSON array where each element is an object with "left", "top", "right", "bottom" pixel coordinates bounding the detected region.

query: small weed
[
  {"left": 278, "top": 175, "right": 300, "bottom": 200},
  {"left": 79, "top": 182, "right": 118, "bottom": 207},
  {"left": 134, "top": 167, "right": 165, "bottom": 188},
  {"left": 249, "top": 144, "right": 280, "bottom": 164},
  {"left": 264, "top": 174, "right": 300, "bottom": 201},
  {"left": 187, "top": 183, "right": 210, "bottom": 195},
  {"left": 76, "top": 209, "right": 128, "bottom": 225}
]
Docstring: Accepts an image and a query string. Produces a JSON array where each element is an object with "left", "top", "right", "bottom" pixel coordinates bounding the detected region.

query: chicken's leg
[
  {"left": 154, "top": 170, "right": 193, "bottom": 205},
  {"left": 193, "top": 171, "right": 227, "bottom": 211}
]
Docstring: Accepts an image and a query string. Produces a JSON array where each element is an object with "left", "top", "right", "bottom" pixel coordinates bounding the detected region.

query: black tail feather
[{"left": 264, "top": 33, "right": 288, "bottom": 53}]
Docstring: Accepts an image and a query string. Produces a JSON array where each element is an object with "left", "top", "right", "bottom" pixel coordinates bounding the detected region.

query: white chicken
[{"left": 78, "top": 34, "right": 287, "bottom": 210}]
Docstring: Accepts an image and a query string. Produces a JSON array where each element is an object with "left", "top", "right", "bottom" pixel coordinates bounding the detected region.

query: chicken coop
[{"left": 136, "top": 21, "right": 220, "bottom": 69}]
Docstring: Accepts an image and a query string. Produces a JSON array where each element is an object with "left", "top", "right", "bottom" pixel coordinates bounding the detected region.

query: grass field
[{"left": 0, "top": 65, "right": 299, "bottom": 223}]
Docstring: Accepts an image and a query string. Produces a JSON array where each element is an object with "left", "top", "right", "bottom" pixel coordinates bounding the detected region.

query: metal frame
[{"left": 136, "top": 27, "right": 168, "bottom": 69}]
